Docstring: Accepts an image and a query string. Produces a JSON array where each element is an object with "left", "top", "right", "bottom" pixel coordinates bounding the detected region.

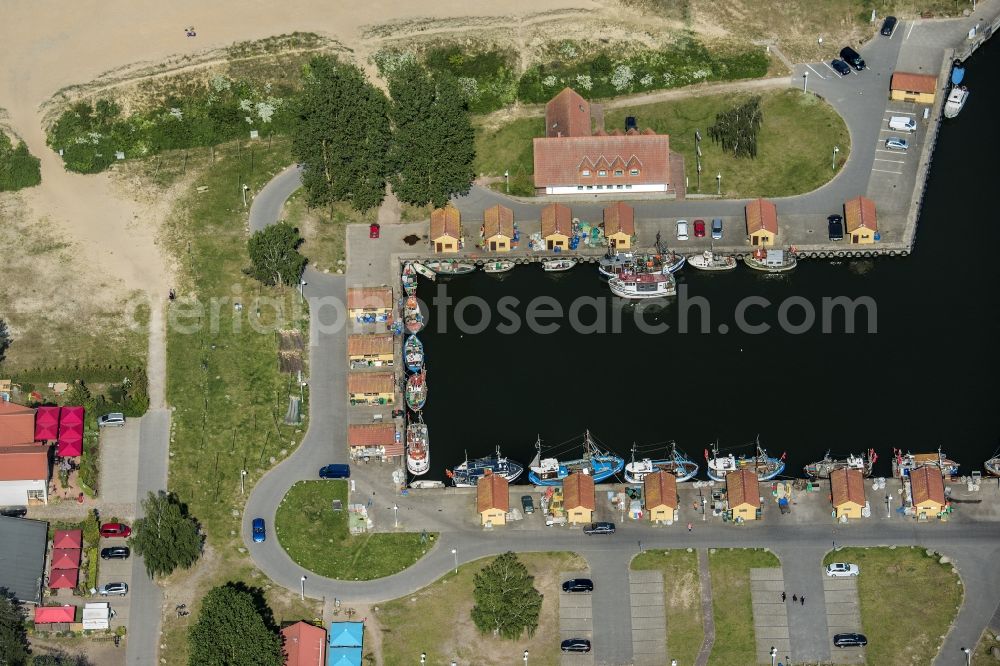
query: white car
[
  {"left": 826, "top": 562, "right": 860, "bottom": 577},
  {"left": 676, "top": 220, "right": 689, "bottom": 241}
]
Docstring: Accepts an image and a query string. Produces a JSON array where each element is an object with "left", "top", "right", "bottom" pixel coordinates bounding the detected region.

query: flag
[
  {"left": 704, "top": 448, "right": 710, "bottom": 461},
  {"left": 780, "top": 451, "right": 787, "bottom": 461}
]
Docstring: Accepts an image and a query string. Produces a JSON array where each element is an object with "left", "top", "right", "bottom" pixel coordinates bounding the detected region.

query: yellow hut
[
  {"left": 477, "top": 473, "right": 509, "bottom": 526},
  {"left": 745, "top": 198, "right": 777, "bottom": 247},
  {"left": 541, "top": 203, "right": 573, "bottom": 251},
  {"left": 347, "top": 372, "right": 395, "bottom": 406},
  {"left": 643, "top": 471, "right": 678, "bottom": 523},
  {"left": 844, "top": 196, "right": 878, "bottom": 244},
  {"left": 890, "top": 72, "right": 938, "bottom": 104},
  {"left": 909, "top": 466, "right": 946, "bottom": 519},
  {"left": 726, "top": 469, "right": 760, "bottom": 521},
  {"left": 831, "top": 468, "right": 866, "bottom": 520},
  {"left": 348, "top": 334, "right": 394, "bottom": 368},
  {"left": 603, "top": 202, "right": 635, "bottom": 250},
  {"left": 430, "top": 205, "right": 462, "bottom": 253},
  {"left": 562, "top": 472, "right": 596, "bottom": 524},
  {"left": 482, "top": 205, "right": 514, "bottom": 252},
  {"left": 347, "top": 287, "right": 393, "bottom": 320}
]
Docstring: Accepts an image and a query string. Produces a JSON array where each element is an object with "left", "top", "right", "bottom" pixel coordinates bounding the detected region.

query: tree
[
  {"left": 245, "top": 222, "right": 307, "bottom": 287},
  {"left": 471, "top": 552, "right": 543, "bottom": 639},
  {"left": 708, "top": 96, "right": 763, "bottom": 159},
  {"left": 31, "top": 652, "right": 94, "bottom": 666},
  {"left": 130, "top": 491, "right": 203, "bottom": 578},
  {"left": 0, "top": 589, "right": 30, "bottom": 666},
  {"left": 187, "top": 583, "right": 283, "bottom": 666},
  {"left": 0, "top": 318, "right": 10, "bottom": 364},
  {"left": 292, "top": 56, "right": 390, "bottom": 214},
  {"left": 387, "top": 63, "right": 475, "bottom": 207}
]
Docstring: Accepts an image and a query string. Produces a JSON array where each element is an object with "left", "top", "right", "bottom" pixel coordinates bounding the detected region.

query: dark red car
[
  {"left": 694, "top": 219, "right": 706, "bottom": 237},
  {"left": 99, "top": 522, "right": 132, "bottom": 538},
  {"left": 369, "top": 223, "right": 380, "bottom": 239}
]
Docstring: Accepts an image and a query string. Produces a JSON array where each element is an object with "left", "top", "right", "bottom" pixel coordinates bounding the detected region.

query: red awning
[
  {"left": 59, "top": 406, "right": 84, "bottom": 428},
  {"left": 34, "top": 605, "right": 76, "bottom": 624},
  {"left": 49, "top": 568, "right": 79, "bottom": 589},
  {"left": 58, "top": 407, "right": 84, "bottom": 457},
  {"left": 51, "top": 548, "right": 82, "bottom": 570},
  {"left": 35, "top": 406, "right": 60, "bottom": 441},
  {"left": 52, "top": 529, "right": 83, "bottom": 550}
]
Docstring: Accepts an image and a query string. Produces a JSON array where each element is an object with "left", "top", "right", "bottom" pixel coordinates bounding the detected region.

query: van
[
  {"left": 888, "top": 116, "right": 916, "bottom": 132},
  {"left": 839, "top": 46, "right": 866, "bottom": 70},
  {"left": 711, "top": 218, "right": 723, "bottom": 240},
  {"left": 319, "top": 464, "right": 351, "bottom": 479}
]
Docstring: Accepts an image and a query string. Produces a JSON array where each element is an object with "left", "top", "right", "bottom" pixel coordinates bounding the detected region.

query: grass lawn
[
  {"left": 275, "top": 481, "right": 433, "bottom": 580},
  {"left": 707, "top": 548, "right": 780, "bottom": 666},
  {"left": 473, "top": 116, "right": 544, "bottom": 197},
  {"left": 824, "top": 547, "right": 963, "bottom": 665},
  {"left": 632, "top": 549, "right": 704, "bottom": 665},
  {"left": 376, "top": 552, "right": 585, "bottom": 666},
  {"left": 282, "top": 189, "right": 372, "bottom": 273}
]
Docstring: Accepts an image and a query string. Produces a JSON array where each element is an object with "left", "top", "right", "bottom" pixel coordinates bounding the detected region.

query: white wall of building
[
  {"left": 0, "top": 480, "right": 46, "bottom": 505},
  {"left": 546, "top": 183, "right": 667, "bottom": 195}
]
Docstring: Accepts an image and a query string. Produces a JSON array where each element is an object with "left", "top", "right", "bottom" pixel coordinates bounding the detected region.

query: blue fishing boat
[
  {"left": 704, "top": 438, "right": 785, "bottom": 482},
  {"left": 528, "top": 431, "right": 625, "bottom": 485},
  {"left": 951, "top": 59, "right": 965, "bottom": 86},
  {"left": 446, "top": 445, "right": 524, "bottom": 487},
  {"left": 624, "top": 442, "right": 699, "bottom": 483},
  {"left": 404, "top": 335, "right": 424, "bottom": 373}
]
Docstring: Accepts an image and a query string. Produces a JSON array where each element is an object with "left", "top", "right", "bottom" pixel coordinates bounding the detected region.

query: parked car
[
  {"left": 521, "top": 495, "right": 534, "bottom": 514},
  {"left": 252, "top": 517, "right": 266, "bottom": 543},
  {"left": 369, "top": 223, "right": 380, "bottom": 239},
  {"left": 99, "top": 582, "right": 129, "bottom": 597},
  {"left": 676, "top": 220, "right": 689, "bottom": 241},
  {"left": 693, "top": 219, "right": 706, "bottom": 238},
  {"left": 562, "top": 578, "right": 594, "bottom": 593},
  {"left": 888, "top": 116, "right": 917, "bottom": 132},
  {"left": 319, "top": 464, "right": 351, "bottom": 479},
  {"left": 828, "top": 215, "right": 844, "bottom": 241},
  {"left": 840, "top": 46, "right": 866, "bottom": 70},
  {"left": 99, "top": 522, "right": 131, "bottom": 538},
  {"left": 826, "top": 562, "right": 860, "bottom": 577},
  {"left": 561, "top": 639, "right": 592, "bottom": 653},
  {"left": 833, "top": 633, "right": 868, "bottom": 648},
  {"left": 0, "top": 506, "right": 27, "bottom": 518},
  {"left": 584, "top": 522, "right": 616, "bottom": 535},
  {"left": 885, "top": 137, "right": 909, "bottom": 151},
  {"left": 711, "top": 218, "right": 723, "bottom": 240},
  {"left": 880, "top": 16, "right": 898, "bottom": 37},
  {"left": 831, "top": 59, "right": 851, "bottom": 77},
  {"left": 98, "top": 412, "right": 126, "bottom": 428},
  {"left": 100, "top": 546, "right": 130, "bottom": 560}
]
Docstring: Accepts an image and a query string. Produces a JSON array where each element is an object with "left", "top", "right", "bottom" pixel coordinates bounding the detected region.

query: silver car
[
  {"left": 99, "top": 581, "right": 129, "bottom": 596},
  {"left": 884, "top": 137, "right": 908, "bottom": 151}
]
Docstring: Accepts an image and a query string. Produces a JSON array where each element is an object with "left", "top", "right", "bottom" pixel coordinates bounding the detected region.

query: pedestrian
[
  {"left": 800, "top": 595, "right": 805, "bottom": 606},
  {"left": 687, "top": 522, "right": 693, "bottom": 532},
  {"left": 781, "top": 591, "right": 786, "bottom": 602},
  {"left": 792, "top": 594, "right": 797, "bottom": 603}
]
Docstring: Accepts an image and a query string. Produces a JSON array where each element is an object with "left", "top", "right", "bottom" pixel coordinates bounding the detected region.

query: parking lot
[
  {"left": 559, "top": 569, "right": 595, "bottom": 665},
  {"left": 96, "top": 534, "right": 132, "bottom": 632}
]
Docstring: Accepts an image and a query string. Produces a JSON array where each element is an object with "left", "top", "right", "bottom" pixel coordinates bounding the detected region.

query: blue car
[{"left": 252, "top": 517, "right": 266, "bottom": 543}]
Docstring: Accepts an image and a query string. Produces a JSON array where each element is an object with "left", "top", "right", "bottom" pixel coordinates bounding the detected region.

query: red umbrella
[
  {"left": 52, "top": 529, "right": 82, "bottom": 550},
  {"left": 48, "top": 568, "right": 79, "bottom": 589},
  {"left": 50, "top": 549, "right": 81, "bottom": 570},
  {"left": 35, "top": 406, "right": 60, "bottom": 441}
]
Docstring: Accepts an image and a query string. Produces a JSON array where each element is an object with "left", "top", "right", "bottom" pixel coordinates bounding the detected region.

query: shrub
[{"left": 0, "top": 132, "right": 41, "bottom": 191}]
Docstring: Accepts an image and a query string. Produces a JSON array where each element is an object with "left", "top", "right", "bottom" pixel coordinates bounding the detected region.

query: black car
[
  {"left": 0, "top": 506, "right": 27, "bottom": 518},
  {"left": 833, "top": 633, "right": 868, "bottom": 648},
  {"left": 584, "top": 522, "right": 616, "bottom": 535},
  {"left": 561, "top": 639, "right": 592, "bottom": 653},
  {"left": 840, "top": 47, "right": 866, "bottom": 71},
  {"left": 831, "top": 59, "right": 851, "bottom": 77},
  {"left": 101, "top": 546, "right": 130, "bottom": 560},
  {"left": 562, "top": 578, "right": 594, "bottom": 593},
  {"left": 828, "top": 215, "right": 844, "bottom": 241},
  {"left": 880, "top": 16, "right": 898, "bottom": 37}
]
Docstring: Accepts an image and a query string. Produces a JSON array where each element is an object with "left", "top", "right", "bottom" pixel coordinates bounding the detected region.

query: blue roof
[
  {"left": 328, "top": 621, "right": 364, "bottom": 648},
  {"left": 327, "top": 647, "right": 362, "bottom": 666}
]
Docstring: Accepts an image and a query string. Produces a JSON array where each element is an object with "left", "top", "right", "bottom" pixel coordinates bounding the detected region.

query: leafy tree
[
  {"left": 0, "top": 589, "right": 30, "bottom": 666},
  {"left": 130, "top": 491, "right": 203, "bottom": 578},
  {"left": 292, "top": 56, "right": 390, "bottom": 214},
  {"left": 245, "top": 222, "right": 307, "bottom": 287},
  {"left": 708, "top": 96, "right": 763, "bottom": 159},
  {"left": 187, "top": 583, "right": 283, "bottom": 666},
  {"left": 0, "top": 318, "right": 10, "bottom": 364},
  {"left": 0, "top": 133, "right": 41, "bottom": 192},
  {"left": 471, "top": 552, "right": 543, "bottom": 639},
  {"left": 387, "top": 63, "right": 475, "bottom": 208}
]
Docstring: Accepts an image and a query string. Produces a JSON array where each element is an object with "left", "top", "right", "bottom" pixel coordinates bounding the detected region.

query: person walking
[
  {"left": 800, "top": 595, "right": 805, "bottom": 606},
  {"left": 781, "top": 591, "right": 786, "bottom": 602},
  {"left": 792, "top": 594, "right": 797, "bottom": 603},
  {"left": 687, "top": 522, "right": 693, "bottom": 532}
]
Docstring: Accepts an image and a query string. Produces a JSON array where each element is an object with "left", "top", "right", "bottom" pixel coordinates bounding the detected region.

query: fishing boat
[
  {"left": 608, "top": 270, "right": 676, "bottom": 299},
  {"left": 403, "top": 335, "right": 424, "bottom": 373},
  {"left": 653, "top": 231, "right": 686, "bottom": 274},
  {"left": 527, "top": 431, "right": 625, "bottom": 485},
  {"left": 599, "top": 252, "right": 638, "bottom": 278},
  {"left": 403, "top": 296, "right": 424, "bottom": 334},
  {"left": 804, "top": 449, "right": 876, "bottom": 479},
  {"left": 624, "top": 443, "right": 699, "bottom": 483},
  {"left": 704, "top": 439, "right": 785, "bottom": 482},
  {"left": 743, "top": 248, "right": 797, "bottom": 273},
  {"left": 412, "top": 262, "right": 436, "bottom": 280},
  {"left": 687, "top": 250, "right": 737, "bottom": 272},
  {"left": 406, "top": 417, "right": 429, "bottom": 476},
  {"left": 984, "top": 456, "right": 1000, "bottom": 477},
  {"left": 483, "top": 259, "right": 516, "bottom": 274},
  {"left": 446, "top": 445, "right": 524, "bottom": 487},
  {"left": 405, "top": 370, "right": 427, "bottom": 411},
  {"left": 891, "top": 446, "right": 959, "bottom": 478},
  {"left": 951, "top": 59, "right": 965, "bottom": 86},
  {"left": 425, "top": 260, "right": 476, "bottom": 275},
  {"left": 409, "top": 479, "right": 445, "bottom": 489},
  {"left": 401, "top": 263, "right": 418, "bottom": 296},
  {"left": 944, "top": 85, "right": 968, "bottom": 119},
  {"left": 542, "top": 258, "right": 577, "bottom": 272}
]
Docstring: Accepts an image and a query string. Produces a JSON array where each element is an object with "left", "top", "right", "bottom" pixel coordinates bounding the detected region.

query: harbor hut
[
  {"left": 562, "top": 472, "right": 596, "bottom": 524},
  {"left": 889, "top": 72, "right": 938, "bottom": 104},
  {"left": 541, "top": 203, "right": 573, "bottom": 251},
  {"left": 281, "top": 620, "right": 327, "bottom": 666},
  {"left": 482, "top": 204, "right": 514, "bottom": 252},
  {"left": 603, "top": 202, "right": 635, "bottom": 250},
  {"left": 726, "top": 469, "right": 761, "bottom": 521},
  {"left": 347, "top": 287, "right": 393, "bottom": 321},
  {"left": 477, "top": 473, "right": 509, "bottom": 526},
  {"left": 830, "top": 468, "right": 866, "bottom": 520},
  {"left": 430, "top": 205, "right": 462, "bottom": 253},
  {"left": 347, "top": 372, "right": 395, "bottom": 406},
  {"left": 909, "top": 465, "right": 946, "bottom": 519},
  {"left": 348, "top": 423, "right": 401, "bottom": 462},
  {"left": 745, "top": 198, "right": 777, "bottom": 247},
  {"left": 643, "top": 471, "right": 678, "bottom": 523},
  {"left": 347, "top": 334, "right": 394, "bottom": 369},
  {"left": 844, "top": 196, "right": 878, "bottom": 244}
]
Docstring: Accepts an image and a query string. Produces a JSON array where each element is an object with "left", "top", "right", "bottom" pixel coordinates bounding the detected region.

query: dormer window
[
  {"left": 614, "top": 169, "right": 624, "bottom": 176},
  {"left": 582, "top": 169, "right": 591, "bottom": 176},
  {"left": 598, "top": 170, "right": 607, "bottom": 177},
  {"left": 630, "top": 168, "right": 640, "bottom": 176}
]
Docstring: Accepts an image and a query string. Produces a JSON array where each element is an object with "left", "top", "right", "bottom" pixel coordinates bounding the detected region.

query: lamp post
[
  {"left": 393, "top": 503, "right": 399, "bottom": 528},
  {"left": 300, "top": 575, "right": 306, "bottom": 601},
  {"left": 299, "top": 280, "right": 307, "bottom": 302},
  {"left": 833, "top": 145, "right": 840, "bottom": 171},
  {"left": 962, "top": 647, "right": 971, "bottom": 666},
  {"left": 240, "top": 469, "right": 247, "bottom": 495},
  {"left": 523, "top": 649, "right": 529, "bottom": 664},
  {"left": 452, "top": 548, "right": 458, "bottom": 573},
  {"left": 716, "top": 172, "right": 722, "bottom": 196},
  {"left": 885, "top": 492, "right": 891, "bottom": 518},
  {"left": 770, "top": 646, "right": 777, "bottom": 666},
  {"left": 420, "top": 653, "right": 426, "bottom": 665},
  {"left": 504, "top": 170, "right": 510, "bottom": 193},
  {"left": 671, "top": 661, "right": 678, "bottom": 666},
  {"left": 803, "top": 71, "right": 809, "bottom": 93},
  {"left": 242, "top": 184, "right": 249, "bottom": 207}
]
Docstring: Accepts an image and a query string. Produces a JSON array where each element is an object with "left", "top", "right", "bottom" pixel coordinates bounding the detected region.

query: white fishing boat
[
  {"left": 425, "top": 260, "right": 476, "bottom": 275},
  {"left": 401, "top": 262, "right": 418, "bottom": 295},
  {"left": 687, "top": 250, "right": 737, "bottom": 272},
  {"left": 409, "top": 479, "right": 445, "bottom": 489},
  {"left": 406, "top": 418, "right": 429, "bottom": 476},
  {"left": 608, "top": 270, "right": 676, "bottom": 299},
  {"left": 944, "top": 85, "right": 968, "bottom": 119},
  {"left": 483, "top": 259, "right": 516, "bottom": 273},
  {"left": 743, "top": 248, "right": 797, "bottom": 273},
  {"left": 412, "top": 262, "right": 436, "bottom": 280},
  {"left": 542, "top": 258, "right": 577, "bottom": 272}
]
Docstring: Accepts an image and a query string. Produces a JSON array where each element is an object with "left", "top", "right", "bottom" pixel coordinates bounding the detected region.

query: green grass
[
  {"left": 275, "top": 481, "right": 431, "bottom": 580},
  {"left": 376, "top": 552, "right": 584, "bottom": 666},
  {"left": 631, "top": 549, "right": 703, "bottom": 665},
  {"left": 707, "top": 548, "right": 780, "bottom": 666},
  {"left": 472, "top": 116, "right": 544, "bottom": 197},
  {"left": 283, "top": 189, "right": 373, "bottom": 272},
  {"left": 824, "top": 547, "right": 962, "bottom": 665}
]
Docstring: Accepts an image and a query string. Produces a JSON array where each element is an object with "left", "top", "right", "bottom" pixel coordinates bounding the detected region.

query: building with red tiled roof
[
  {"left": 745, "top": 198, "right": 778, "bottom": 247},
  {"left": 347, "top": 373, "right": 395, "bottom": 406},
  {"left": 890, "top": 72, "right": 938, "bottom": 104},
  {"left": 347, "top": 423, "right": 401, "bottom": 460},
  {"left": 562, "top": 472, "right": 596, "bottom": 524},
  {"left": 476, "top": 473, "right": 509, "bottom": 526},
  {"left": 603, "top": 202, "right": 635, "bottom": 249},
  {"left": 346, "top": 288, "right": 393, "bottom": 318},
  {"left": 0, "top": 401, "right": 36, "bottom": 446},
  {"left": 347, "top": 334, "right": 394, "bottom": 368},
  {"left": 482, "top": 205, "right": 515, "bottom": 252},
  {"left": 0, "top": 445, "right": 49, "bottom": 505},
  {"left": 540, "top": 203, "right": 573, "bottom": 250},
  {"left": 844, "top": 196, "right": 878, "bottom": 244},
  {"left": 909, "top": 466, "right": 946, "bottom": 518},
  {"left": 831, "top": 468, "right": 866, "bottom": 520},
  {"left": 430, "top": 205, "right": 462, "bottom": 253},
  {"left": 533, "top": 88, "right": 671, "bottom": 195},
  {"left": 726, "top": 469, "right": 760, "bottom": 521},
  {"left": 282, "top": 620, "right": 327, "bottom": 666},
  {"left": 643, "top": 471, "right": 678, "bottom": 522}
]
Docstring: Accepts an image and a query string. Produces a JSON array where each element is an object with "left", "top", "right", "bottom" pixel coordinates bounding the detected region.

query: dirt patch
[{"left": 278, "top": 330, "right": 304, "bottom": 350}]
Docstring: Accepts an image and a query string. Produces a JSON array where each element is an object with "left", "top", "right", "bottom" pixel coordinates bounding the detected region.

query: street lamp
[
  {"left": 300, "top": 575, "right": 307, "bottom": 601},
  {"left": 504, "top": 170, "right": 510, "bottom": 193},
  {"left": 770, "top": 645, "right": 777, "bottom": 666},
  {"left": 393, "top": 503, "right": 399, "bottom": 528},
  {"left": 299, "top": 279, "right": 307, "bottom": 301},
  {"left": 671, "top": 661, "right": 678, "bottom": 666},
  {"left": 962, "top": 647, "right": 971, "bottom": 666},
  {"left": 240, "top": 469, "right": 247, "bottom": 495},
  {"left": 832, "top": 145, "right": 840, "bottom": 171},
  {"left": 420, "top": 653, "right": 426, "bottom": 665},
  {"left": 523, "top": 649, "right": 529, "bottom": 664},
  {"left": 716, "top": 172, "right": 722, "bottom": 196},
  {"left": 242, "top": 183, "right": 249, "bottom": 207},
  {"left": 452, "top": 548, "right": 458, "bottom": 573},
  {"left": 803, "top": 71, "right": 809, "bottom": 93},
  {"left": 885, "top": 493, "right": 891, "bottom": 518}
]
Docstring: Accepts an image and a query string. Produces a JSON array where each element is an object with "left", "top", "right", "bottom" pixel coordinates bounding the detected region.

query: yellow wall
[
  {"left": 750, "top": 231, "right": 775, "bottom": 247},
  {"left": 567, "top": 507, "right": 593, "bottom": 524},
  {"left": 546, "top": 233, "right": 570, "bottom": 250},
  {"left": 732, "top": 503, "right": 758, "bottom": 521},
  {"left": 890, "top": 90, "right": 935, "bottom": 104},
  {"left": 485, "top": 234, "right": 511, "bottom": 252},
  {"left": 850, "top": 228, "right": 876, "bottom": 244},
  {"left": 349, "top": 352, "right": 394, "bottom": 363},
  {"left": 433, "top": 234, "right": 460, "bottom": 253},
  {"left": 481, "top": 508, "right": 506, "bottom": 526},
  {"left": 608, "top": 232, "right": 631, "bottom": 249},
  {"left": 349, "top": 391, "right": 394, "bottom": 405},
  {"left": 915, "top": 500, "right": 944, "bottom": 517},
  {"left": 835, "top": 501, "right": 864, "bottom": 520},
  {"left": 647, "top": 505, "right": 674, "bottom": 522}
]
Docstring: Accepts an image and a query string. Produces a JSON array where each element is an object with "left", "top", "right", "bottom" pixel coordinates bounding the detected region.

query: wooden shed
[
  {"left": 745, "top": 198, "right": 777, "bottom": 247},
  {"left": 844, "top": 196, "right": 878, "bottom": 244},
  {"left": 477, "top": 473, "right": 509, "bottom": 526},
  {"left": 890, "top": 72, "right": 938, "bottom": 104},
  {"left": 541, "top": 203, "right": 573, "bottom": 251},
  {"left": 909, "top": 466, "right": 946, "bottom": 519},
  {"left": 347, "top": 372, "right": 395, "bottom": 406},
  {"left": 430, "top": 205, "right": 462, "bottom": 253},
  {"left": 603, "top": 202, "right": 635, "bottom": 250},
  {"left": 643, "top": 471, "right": 678, "bottom": 523},
  {"left": 562, "top": 472, "right": 596, "bottom": 524},
  {"left": 726, "top": 469, "right": 760, "bottom": 521},
  {"left": 348, "top": 334, "right": 394, "bottom": 368},
  {"left": 482, "top": 205, "right": 514, "bottom": 252},
  {"left": 831, "top": 468, "right": 866, "bottom": 520}
]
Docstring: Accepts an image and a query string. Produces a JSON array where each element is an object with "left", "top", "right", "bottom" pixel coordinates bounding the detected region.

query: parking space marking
[
  {"left": 871, "top": 168, "right": 902, "bottom": 175},
  {"left": 873, "top": 157, "right": 906, "bottom": 163},
  {"left": 806, "top": 64, "right": 827, "bottom": 79},
  {"left": 906, "top": 22, "right": 915, "bottom": 40},
  {"left": 822, "top": 61, "right": 837, "bottom": 74},
  {"left": 887, "top": 109, "right": 917, "bottom": 115}
]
